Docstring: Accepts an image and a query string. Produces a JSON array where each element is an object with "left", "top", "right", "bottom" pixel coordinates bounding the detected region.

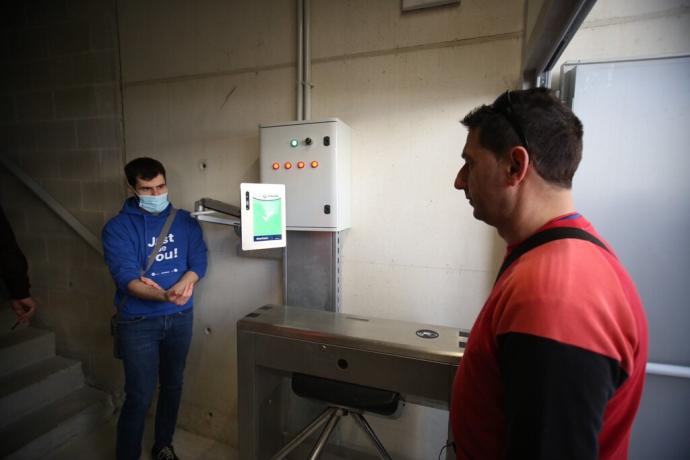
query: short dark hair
[
  {"left": 461, "top": 88, "right": 583, "bottom": 188},
  {"left": 124, "top": 157, "right": 166, "bottom": 188}
]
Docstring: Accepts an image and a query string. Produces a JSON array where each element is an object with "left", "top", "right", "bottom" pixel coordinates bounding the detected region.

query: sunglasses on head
[{"left": 493, "top": 90, "right": 529, "bottom": 149}]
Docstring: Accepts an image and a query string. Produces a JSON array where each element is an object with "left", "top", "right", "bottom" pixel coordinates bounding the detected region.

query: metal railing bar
[
  {"left": 0, "top": 155, "right": 103, "bottom": 256},
  {"left": 646, "top": 362, "right": 690, "bottom": 380}
]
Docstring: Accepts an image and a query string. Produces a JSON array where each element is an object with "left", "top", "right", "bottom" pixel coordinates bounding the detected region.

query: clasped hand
[{"left": 140, "top": 276, "right": 194, "bottom": 306}]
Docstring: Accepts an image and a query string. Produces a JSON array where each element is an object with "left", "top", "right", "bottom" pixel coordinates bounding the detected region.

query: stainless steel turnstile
[{"left": 237, "top": 305, "right": 464, "bottom": 459}]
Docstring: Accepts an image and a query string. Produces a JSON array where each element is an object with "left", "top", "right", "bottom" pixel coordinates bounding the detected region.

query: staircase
[{"left": 0, "top": 309, "right": 112, "bottom": 459}]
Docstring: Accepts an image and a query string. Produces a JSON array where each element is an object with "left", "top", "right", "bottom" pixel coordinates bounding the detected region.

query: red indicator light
[
  {"left": 272, "top": 162, "right": 280, "bottom": 170},
  {"left": 310, "top": 161, "right": 319, "bottom": 168},
  {"left": 284, "top": 162, "right": 292, "bottom": 169},
  {"left": 297, "top": 161, "right": 305, "bottom": 169}
]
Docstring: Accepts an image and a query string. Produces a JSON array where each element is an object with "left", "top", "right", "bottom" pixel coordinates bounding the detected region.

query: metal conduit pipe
[
  {"left": 297, "top": 0, "right": 304, "bottom": 120},
  {"left": 303, "top": 0, "right": 312, "bottom": 120}
]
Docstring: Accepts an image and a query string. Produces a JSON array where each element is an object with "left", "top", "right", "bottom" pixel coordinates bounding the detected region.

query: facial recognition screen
[
  {"left": 252, "top": 196, "right": 282, "bottom": 242},
  {"left": 240, "top": 183, "right": 286, "bottom": 250}
]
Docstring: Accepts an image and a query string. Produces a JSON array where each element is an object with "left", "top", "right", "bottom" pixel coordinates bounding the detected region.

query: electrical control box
[{"left": 260, "top": 119, "right": 351, "bottom": 231}]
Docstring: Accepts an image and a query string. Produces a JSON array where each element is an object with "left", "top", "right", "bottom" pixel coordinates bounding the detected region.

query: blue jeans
[{"left": 116, "top": 308, "right": 193, "bottom": 460}]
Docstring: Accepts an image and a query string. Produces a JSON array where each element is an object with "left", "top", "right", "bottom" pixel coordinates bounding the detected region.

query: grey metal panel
[
  {"left": 569, "top": 55, "right": 690, "bottom": 366},
  {"left": 565, "top": 55, "right": 690, "bottom": 459},
  {"left": 251, "top": 334, "right": 456, "bottom": 407},
  {"left": 285, "top": 231, "right": 340, "bottom": 311},
  {"left": 238, "top": 304, "right": 464, "bottom": 365},
  {"left": 630, "top": 374, "right": 690, "bottom": 460}
]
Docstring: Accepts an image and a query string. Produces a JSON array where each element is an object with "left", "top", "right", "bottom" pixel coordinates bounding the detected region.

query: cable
[{"left": 438, "top": 441, "right": 455, "bottom": 460}]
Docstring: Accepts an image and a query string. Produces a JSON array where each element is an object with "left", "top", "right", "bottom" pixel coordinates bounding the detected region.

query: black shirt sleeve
[
  {"left": 497, "top": 332, "right": 627, "bottom": 460},
  {"left": 0, "top": 207, "right": 31, "bottom": 299}
]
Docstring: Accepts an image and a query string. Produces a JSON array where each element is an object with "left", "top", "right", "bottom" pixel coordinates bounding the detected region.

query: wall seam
[{"left": 123, "top": 31, "right": 522, "bottom": 88}]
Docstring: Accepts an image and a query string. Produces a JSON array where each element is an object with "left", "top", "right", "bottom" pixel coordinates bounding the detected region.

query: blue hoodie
[{"left": 102, "top": 197, "right": 207, "bottom": 318}]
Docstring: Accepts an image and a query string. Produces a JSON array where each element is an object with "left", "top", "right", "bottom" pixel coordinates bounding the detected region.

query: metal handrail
[
  {"left": 0, "top": 155, "right": 103, "bottom": 255},
  {"left": 646, "top": 362, "right": 690, "bottom": 380}
]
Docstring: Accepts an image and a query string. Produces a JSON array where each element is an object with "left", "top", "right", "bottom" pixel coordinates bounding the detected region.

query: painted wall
[{"left": 117, "top": 0, "right": 521, "bottom": 455}]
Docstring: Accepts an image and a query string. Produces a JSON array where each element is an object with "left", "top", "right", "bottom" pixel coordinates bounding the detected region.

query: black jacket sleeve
[
  {"left": 0, "top": 207, "right": 31, "bottom": 299},
  {"left": 497, "top": 332, "right": 627, "bottom": 460}
]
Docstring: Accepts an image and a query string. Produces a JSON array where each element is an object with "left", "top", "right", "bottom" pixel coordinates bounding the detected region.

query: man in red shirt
[{"left": 450, "top": 88, "right": 648, "bottom": 459}]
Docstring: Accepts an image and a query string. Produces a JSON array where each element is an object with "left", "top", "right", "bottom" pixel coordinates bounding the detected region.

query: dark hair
[
  {"left": 461, "top": 88, "right": 583, "bottom": 188},
  {"left": 124, "top": 157, "right": 166, "bottom": 188}
]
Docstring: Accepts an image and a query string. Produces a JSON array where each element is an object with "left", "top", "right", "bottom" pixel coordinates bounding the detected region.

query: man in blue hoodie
[{"left": 102, "top": 157, "right": 207, "bottom": 460}]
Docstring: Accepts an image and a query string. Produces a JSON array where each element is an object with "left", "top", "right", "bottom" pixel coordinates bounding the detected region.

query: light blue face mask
[{"left": 137, "top": 193, "right": 169, "bottom": 214}]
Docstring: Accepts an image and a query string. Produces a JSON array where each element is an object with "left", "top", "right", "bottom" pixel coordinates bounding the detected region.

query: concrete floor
[{"left": 45, "top": 415, "right": 237, "bottom": 460}]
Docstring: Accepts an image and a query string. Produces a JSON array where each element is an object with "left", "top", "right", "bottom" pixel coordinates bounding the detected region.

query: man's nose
[{"left": 454, "top": 166, "right": 467, "bottom": 190}]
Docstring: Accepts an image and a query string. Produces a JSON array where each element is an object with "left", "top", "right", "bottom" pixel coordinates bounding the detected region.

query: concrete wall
[
  {"left": 117, "top": 0, "right": 521, "bottom": 455},
  {"left": 0, "top": 0, "right": 125, "bottom": 396}
]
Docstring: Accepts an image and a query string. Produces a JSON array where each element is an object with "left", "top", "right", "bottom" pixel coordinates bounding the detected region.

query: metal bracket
[{"left": 193, "top": 197, "right": 281, "bottom": 260}]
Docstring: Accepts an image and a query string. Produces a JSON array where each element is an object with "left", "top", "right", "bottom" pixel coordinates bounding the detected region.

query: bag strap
[
  {"left": 117, "top": 208, "right": 178, "bottom": 310},
  {"left": 495, "top": 227, "right": 609, "bottom": 284},
  {"left": 143, "top": 208, "right": 177, "bottom": 274}
]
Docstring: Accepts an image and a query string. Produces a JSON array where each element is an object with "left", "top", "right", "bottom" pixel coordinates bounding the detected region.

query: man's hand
[
  {"left": 10, "top": 297, "right": 38, "bottom": 324},
  {"left": 127, "top": 272, "right": 199, "bottom": 305},
  {"left": 164, "top": 273, "right": 198, "bottom": 306},
  {"left": 165, "top": 280, "right": 194, "bottom": 306}
]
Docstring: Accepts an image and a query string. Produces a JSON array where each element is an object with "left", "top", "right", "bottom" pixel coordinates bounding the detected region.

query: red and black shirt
[{"left": 451, "top": 213, "right": 648, "bottom": 459}]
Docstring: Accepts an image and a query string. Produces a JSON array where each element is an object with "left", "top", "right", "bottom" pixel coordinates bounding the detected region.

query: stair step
[
  {"left": 0, "top": 356, "right": 84, "bottom": 429},
  {"left": 0, "top": 386, "right": 112, "bottom": 460},
  {"left": 0, "top": 327, "right": 55, "bottom": 377}
]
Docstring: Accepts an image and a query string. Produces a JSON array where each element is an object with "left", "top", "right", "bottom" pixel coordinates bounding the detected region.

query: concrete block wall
[{"left": 0, "top": 0, "right": 125, "bottom": 394}]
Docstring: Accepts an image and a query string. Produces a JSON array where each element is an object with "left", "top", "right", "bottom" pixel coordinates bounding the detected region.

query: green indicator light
[{"left": 289, "top": 139, "right": 299, "bottom": 148}]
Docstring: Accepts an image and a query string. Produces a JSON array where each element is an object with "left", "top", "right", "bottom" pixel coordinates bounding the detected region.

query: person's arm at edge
[{"left": 1, "top": 207, "right": 37, "bottom": 324}]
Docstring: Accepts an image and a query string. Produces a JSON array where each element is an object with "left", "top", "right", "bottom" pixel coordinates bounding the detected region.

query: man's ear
[{"left": 506, "top": 146, "right": 529, "bottom": 186}]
